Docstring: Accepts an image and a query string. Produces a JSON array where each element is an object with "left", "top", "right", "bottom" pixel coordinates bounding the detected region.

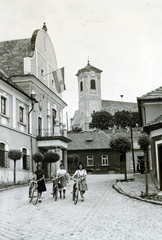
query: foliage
[
  {"left": 67, "top": 154, "right": 80, "bottom": 163},
  {"left": 72, "top": 127, "right": 82, "bottom": 132},
  {"left": 110, "top": 134, "right": 131, "bottom": 153},
  {"left": 44, "top": 151, "right": 60, "bottom": 163},
  {"left": 8, "top": 150, "right": 22, "bottom": 161},
  {"left": 8, "top": 150, "right": 22, "bottom": 183},
  {"left": 33, "top": 152, "right": 44, "bottom": 163},
  {"left": 89, "top": 111, "right": 114, "bottom": 130},
  {"left": 138, "top": 133, "right": 150, "bottom": 152},
  {"left": 114, "top": 111, "right": 140, "bottom": 128}
]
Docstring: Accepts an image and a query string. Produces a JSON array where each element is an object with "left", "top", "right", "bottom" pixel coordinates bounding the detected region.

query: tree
[
  {"left": 33, "top": 152, "right": 44, "bottom": 167},
  {"left": 44, "top": 151, "right": 60, "bottom": 178},
  {"left": 110, "top": 134, "right": 131, "bottom": 180},
  {"left": 72, "top": 127, "right": 82, "bottom": 132},
  {"left": 89, "top": 111, "right": 114, "bottom": 130},
  {"left": 138, "top": 133, "right": 150, "bottom": 196},
  {"left": 8, "top": 150, "right": 22, "bottom": 183},
  {"left": 114, "top": 111, "right": 140, "bottom": 128},
  {"left": 67, "top": 154, "right": 80, "bottom": 164}
]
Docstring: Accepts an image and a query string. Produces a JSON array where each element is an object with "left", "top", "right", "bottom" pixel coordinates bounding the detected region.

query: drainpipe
[{"left": 28, "top": 94, "right": 38, "bottom": 172}]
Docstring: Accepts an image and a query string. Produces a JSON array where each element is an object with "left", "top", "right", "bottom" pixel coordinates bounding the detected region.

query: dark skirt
[{"left": 38, "top": 179, "right": 46, "bottom": 193}]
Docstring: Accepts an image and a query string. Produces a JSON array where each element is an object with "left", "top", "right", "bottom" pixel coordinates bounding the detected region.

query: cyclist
[
  {"left": 56, "top": 163, "right": 69, "bottom": 198},
  {"left": 72, "top": 163, "right": 88, "bottom": 202},
  {"left": 52, "top": 163, "right": 69, "bottom": 198},
  {"left": 35, "top": 164, "right": 46, "bottom": 202}
]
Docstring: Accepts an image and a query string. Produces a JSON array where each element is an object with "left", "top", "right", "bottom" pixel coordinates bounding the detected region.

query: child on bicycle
[{"left": 72, "top": 163, "right": 88, "bottom": 202}]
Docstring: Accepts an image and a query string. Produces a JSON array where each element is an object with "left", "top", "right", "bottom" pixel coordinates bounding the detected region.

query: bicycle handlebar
[
  {"left": 52, "top": 176, "right": 62, "bottom": 181},
  {"left": 30, "top": 177, "right": 44, "bottom": 183}
]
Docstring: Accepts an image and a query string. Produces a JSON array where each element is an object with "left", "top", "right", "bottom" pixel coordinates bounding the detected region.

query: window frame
[
  {"left": 1, "top": 96, "right": 6, "bottom": 115},
  {"left": 41, "top": 67, "right": 45, "bottom": 79},
  {"left": 101, "top": 155, "right": 108, "bottom": 166},
  {"left": 90, "top": 79, "right": 96, "bottom": 90},
  {"left": 19, "top": 106, "right": 24, "bottom": 123},
  {"left": 87, "top": 155, "right": 94, "bottom": 166}
]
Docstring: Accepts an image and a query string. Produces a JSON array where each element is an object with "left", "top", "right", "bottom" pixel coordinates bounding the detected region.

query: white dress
[{"left": 57, "top": 169, "right": 67, "bottom": 190}]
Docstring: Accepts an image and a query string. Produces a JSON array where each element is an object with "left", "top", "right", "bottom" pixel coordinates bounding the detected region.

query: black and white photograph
[{"left": 1, "top": 0, "right": 162, "bottom": 239}]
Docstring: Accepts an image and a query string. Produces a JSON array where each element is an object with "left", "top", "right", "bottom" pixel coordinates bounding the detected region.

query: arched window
[
  {"left": 0, "top": 143, "right": 5, "bottom": 167},
  {"left": 90, "top": 79, "right": 96, "bottom": 90},
  {"left": 80, "top": 81, "right": 83, "bottom": 91}
]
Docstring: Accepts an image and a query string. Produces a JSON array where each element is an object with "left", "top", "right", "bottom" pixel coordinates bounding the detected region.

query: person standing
[
  {"left": 72, "top": 163, "right": 88, "bottom": 202},
  {"left": 57, "top": 163, "right": 69, "bottom": 198},
  {"left": 35, "top": 164, "right": 46, "bottom": 202}
]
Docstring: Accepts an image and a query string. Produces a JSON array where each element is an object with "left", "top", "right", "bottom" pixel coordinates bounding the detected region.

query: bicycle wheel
[
  {"left": 53, "top": 187, "right": 58, "bottom": 201},
  {"left": 74, "top": 188, "right": 78, "bottom": 205},
  {"left": 29, "top": 188, "right": 32, "bottom": 202},
  {"left": 31, "top": 188, "right": 38, "bottom": 205}
]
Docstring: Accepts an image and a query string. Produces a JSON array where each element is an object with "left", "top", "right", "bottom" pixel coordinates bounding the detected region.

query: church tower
[{"left": 75, "top": 61, "right": 102, "bottom": 131}]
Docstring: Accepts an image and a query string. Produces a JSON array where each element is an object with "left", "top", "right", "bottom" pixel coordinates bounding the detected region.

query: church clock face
[{"left": 90, "top": 71, "right": 96, "bottom": 77}]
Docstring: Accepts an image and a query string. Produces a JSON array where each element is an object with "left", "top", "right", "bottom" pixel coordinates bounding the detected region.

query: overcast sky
[{"left": 1, "top": 0, "right": 162, "bottom": 126}]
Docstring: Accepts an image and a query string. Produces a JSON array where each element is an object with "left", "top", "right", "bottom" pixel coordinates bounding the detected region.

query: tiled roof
[
  {"left": 76, "top": 62, "right": 102, "bottom": 76},
  {"left": 137, "top": 86, "right": 162, "bottom": 100},
  {"left": 67, "top": 131, "right": 111, "bottom": 150},
  {"left": 0, "top": 69, "right": 32, "bottom": 100},
  {"left": 102, "top": 100, "right": 138, "bottom": 112},
  {"left": 0, "top": 38, "right": 31, "bottom": 77}
]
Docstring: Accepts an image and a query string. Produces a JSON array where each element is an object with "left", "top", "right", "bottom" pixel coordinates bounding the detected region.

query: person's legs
[
  {"left": 80, "top": 191, "right": 84, "bottom": 201},
  {"left": 63, "top": 189, "right": 66, "bottom": 198},
  {"left": 38, "top": 192, "right": 42, "bottom": 202},
  {"left": 59, "top": 190, "right": 62, "bottom": 198}
]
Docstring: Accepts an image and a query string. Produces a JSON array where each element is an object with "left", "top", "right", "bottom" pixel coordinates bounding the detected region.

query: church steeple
[{"left": 76, "top": 62, "right": 102, "bottom": 131}]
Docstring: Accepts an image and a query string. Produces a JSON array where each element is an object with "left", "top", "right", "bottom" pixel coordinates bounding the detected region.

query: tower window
[
  {"left": 80, "top": 81, "right": 83, "bottom": 91},
  {"left": 91, "top": 79, "right": 96, "bottom": 90}
]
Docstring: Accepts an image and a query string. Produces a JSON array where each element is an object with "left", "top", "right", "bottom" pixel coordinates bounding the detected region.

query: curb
[{"left": 112, "top": 182, "right": 162, "bottom": 206}]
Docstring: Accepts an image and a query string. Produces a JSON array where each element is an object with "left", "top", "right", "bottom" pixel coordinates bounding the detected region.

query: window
[
  {"left": 0, "top": 143, "right": 9, "bottom": 168},
  {"left": 38, "top": 117, "right": 42, "bottom": 136},
  {"left": 0, "top": 143, "right": 5, "bottom": 167},
  {"left": 41, "top": 68, "right": 45, "bottom": 78},
  {"left": 19, "top": 107, "right": 24, "bottom": 123},
  {"left": 52, "top": 78, "right": 54, "bottom": 87},
  {"left": 101, "top": 155, "right": 108, "bottom": 166},
  {"left": 87, "top": 155, "right": 94, "bottom": 166},
  {"left": 90, "top": 79, "right": 96, "bottom": 90},
  {"left": 1, "top": 96, "right": 6, "bottom": 115},
  {"left": 22, "top": 148, "right": 27, "bottom": 169},
  {"left": 80, "top": 81, "right": 83, "bottom": 91}
]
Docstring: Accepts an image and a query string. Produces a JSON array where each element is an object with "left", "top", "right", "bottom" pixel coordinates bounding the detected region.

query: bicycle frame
[
  {"left": 29, "top": 177, "right": 44, "bottom": 205},
  {"left": 72, "top": 178, "right": 80, "bottom": 205},
  {"left": 29, "top": 180, "right": 38, "bottom": 205},
  {"left": 52, "top": 176, "right": 61, "bottom": 201}
]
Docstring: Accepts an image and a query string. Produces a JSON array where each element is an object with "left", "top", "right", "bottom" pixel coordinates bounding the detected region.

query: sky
[{"left": 1, "top": 0, "right": 162, "bottom": 128}]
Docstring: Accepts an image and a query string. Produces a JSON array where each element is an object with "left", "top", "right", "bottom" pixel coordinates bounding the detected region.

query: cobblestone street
[{"left": 1, "top": 174, "right": 162, "bottom": 240}]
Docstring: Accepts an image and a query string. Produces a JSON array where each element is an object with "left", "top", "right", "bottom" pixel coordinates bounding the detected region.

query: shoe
[
  {"left": 51, "top": 192, "right": 53, "bottom": 195},
  {"left": 39, "top": 199, "right": 42, "bottom": 202},
  {"left": 81, "top": 197, "right": 84, "bottom": 202}
]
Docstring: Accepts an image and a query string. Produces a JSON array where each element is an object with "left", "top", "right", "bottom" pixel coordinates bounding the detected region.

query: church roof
[
  {"left": 102, "top": 99, "right": 138, "bottom": 112},
  {"left": 137, "top": 86, "right": 162, "bottom": 101},
  {"left": 76, "top": 61, "right": 102, "bottom": 76}
]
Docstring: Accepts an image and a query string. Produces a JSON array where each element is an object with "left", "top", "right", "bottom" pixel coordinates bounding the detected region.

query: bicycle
[
  {"left": 28, "top": 177, "right": 44, "bottom": 205},
  {"left": 52, "top": 176, "right": 62, "bottom": 201},
  {"left": 71, "top": 177, "right": 81, "bottom": 205}
]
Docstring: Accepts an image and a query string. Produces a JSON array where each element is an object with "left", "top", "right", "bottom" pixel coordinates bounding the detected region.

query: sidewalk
[{"left": 113, "top": 173, "right": 162, "bottom": 205}]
